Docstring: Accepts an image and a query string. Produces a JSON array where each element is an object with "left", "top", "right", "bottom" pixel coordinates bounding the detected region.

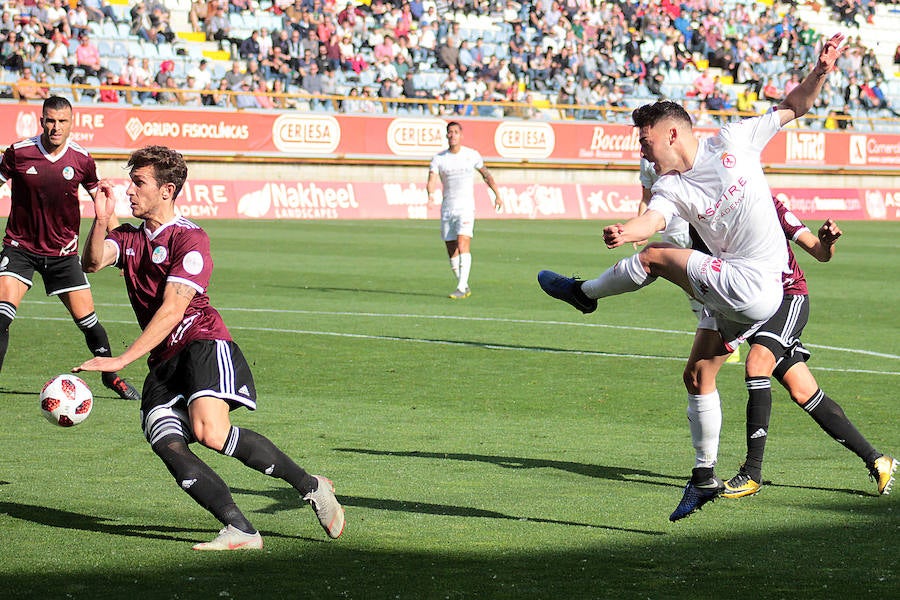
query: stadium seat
[{"left": 112, "top": 42, "right": 129, "bottom": 58}]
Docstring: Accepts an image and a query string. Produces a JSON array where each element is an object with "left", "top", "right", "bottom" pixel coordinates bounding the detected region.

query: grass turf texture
[{"left": 0, "top": 219, "right": 896, "bottom": 599}]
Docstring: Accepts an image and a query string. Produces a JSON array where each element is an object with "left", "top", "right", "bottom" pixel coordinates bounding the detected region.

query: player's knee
[
  {"left": 151, "top": 436, "right": 202, "bottom": 483},
  {"left": 191, "top": 420, "right": 230, "bottom": 452},
  {"left": 744, "top": 349, "right": 775, "bottom": 378},
  {"left": 682, "top": 367, "right": 701, "bottom": 394}
]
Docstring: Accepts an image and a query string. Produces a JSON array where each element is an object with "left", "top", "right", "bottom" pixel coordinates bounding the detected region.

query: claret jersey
[
  {"left": 0, "top": 137, "right": 99, "bottom": 256},
  {"left": 773, "top": 197, "right": 810, "bottom": 296},
  {"left": 106, "top": 216, "right": 231, "bottom": 364}
]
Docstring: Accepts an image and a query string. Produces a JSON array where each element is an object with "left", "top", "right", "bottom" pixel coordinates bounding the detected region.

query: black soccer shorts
[
  {"left": 0, "top": 245, "right": 89, "bottom": 295},
  {"left": 748, "top": 293, "right": 812, "bottom": 380}
]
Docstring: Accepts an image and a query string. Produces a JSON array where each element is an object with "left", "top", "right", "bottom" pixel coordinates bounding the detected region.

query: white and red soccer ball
[{"left": 40, "top": 374, "right": 93, "bottom": 427}]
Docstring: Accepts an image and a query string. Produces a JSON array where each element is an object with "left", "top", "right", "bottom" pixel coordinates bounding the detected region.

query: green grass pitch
[{"left": 0, "top": 219, "right": 896, "bottom": 599}]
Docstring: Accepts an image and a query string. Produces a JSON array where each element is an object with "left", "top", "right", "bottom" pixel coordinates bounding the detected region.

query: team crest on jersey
[
  {"left": 182, "top": 250, "right": 204, "bottom": 275},
  {"left": 151, "top": 246, "right": 168, "bottom": 264},
  {"left": 721, "top": 153, "right": 736, "bottom": 168},
  {"left": 62, "top": 166, "right": 75, "bottom": 181}
]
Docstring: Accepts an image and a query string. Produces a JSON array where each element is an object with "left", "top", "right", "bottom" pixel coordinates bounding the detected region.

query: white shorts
[
  {"left": 661, "top": 216, "right": 691, "bottom": 248},
  {"left": 441, "top": 212, "right": 474, "bottom": 241},
  {"left": 686, "top": 251, "right": 782, "bottom": 325}
]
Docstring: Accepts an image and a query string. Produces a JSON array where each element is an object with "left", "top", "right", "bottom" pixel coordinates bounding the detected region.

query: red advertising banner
[
  {"left": 3, "top": 179, "right": 893, "bottom": 222},
  {"left": 4, "top": 104, "right": 900, "bottom": 169}
]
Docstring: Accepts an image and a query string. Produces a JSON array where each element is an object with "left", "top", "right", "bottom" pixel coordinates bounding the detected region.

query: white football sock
[
  {"left": 449, "top": 254, "right": 460, "bottom": 279},
  {"left": 457, "top": 253, "right": 472, "bottom": 291},
  {"left": 686, "top": 390, "right": 721, "bottom": 469},
  {"left": 581, "top": 253, "right": 656, "bottom": 299}
]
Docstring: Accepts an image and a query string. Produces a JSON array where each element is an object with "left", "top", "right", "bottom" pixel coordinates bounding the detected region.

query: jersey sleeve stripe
[{"left": 167, "top": 276, "right": 204, "bottom": 294}]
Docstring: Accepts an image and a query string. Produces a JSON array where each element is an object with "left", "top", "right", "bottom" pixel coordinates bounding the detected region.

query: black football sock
[
  {"left": 802, "top": 389, "right": 878, "bottom": 466},
  {"left": 0, "top": 301, "right": 16, "bottom": 372},
  {"left": 152, "top": 435, "right": 255, "bottom": 533},
  {"left": 221, "top": 426, "right": 318, "bottom": 494},
  {"left": 743, "top": 377, "right": 772, "bottom": 482},
  {"left": 75, "top": 312, "right": 113, "bottom": 357}
]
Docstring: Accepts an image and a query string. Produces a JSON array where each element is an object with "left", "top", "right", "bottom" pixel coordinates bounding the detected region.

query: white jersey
[
  {"left": 640, "top": 158, "right": 690, "bottom": 248},
  {"left": 430, "top": 146, "right": 484, "bottom": 214},
  {"left": 647, "top": 111, "right": 788, "bottom": 277}
]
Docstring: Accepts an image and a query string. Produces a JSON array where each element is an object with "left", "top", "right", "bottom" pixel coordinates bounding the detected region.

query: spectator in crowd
[
  {"left": 188, "top": 59, "right": 213, "bottom": 91},
  {"left": 204, "top": 4, "right": 232, "bottom": 47},
  {"left": 687, "top": 69, "right": 716, "bottom": 99},
  {"left": 179, "top": 74, "right": 204, "bottom": 106},
  {"left": 98, "top": 70, "right": 122, "bottom": 103},
  {"left": 379, "top": 76, "right": 402, "bottom": 112},
  {"left": 436, "top": 36, "right": 461, "bottom": 72},
  {"left": 233, "top": 78, "right": 260, "bottom": 109},
  {"left": 223, "top": 61, "right": 246, "bottom": 89},
  {"left": 320, "top": 67, "right": 338, "bottom": 110},
  {"left": 2, "top": 32, "right": 33, "bottom": 73},
  {"left": 53, "top": 3, "right": 79, "bottom": 39},
  {"left": 156, "top": 74, "right": 179, "bottom": 105},
  {"left": 188, "top": 0, "right": 214, "bottom": 33},
  {"left": 210, "top": 78, "right": 232, "bottom": 107},
  {"left": 13, "top": 66, "right": 49, "bottom": 101},
  {"left": 337, "top": 1, "right": 367, "bottom": 36},
  {"left": 341, "top": 86, "right": 364, "bottom": 113},
  {"left": 270, "top": 78, "right": 296, "bottom": 109},
  {"left": 574, "top": 76, "right": 593, "bottom": 119},
  {"left": 45, "top": 29, "right": 71, "bottom": 78},
  {"left": 240, "top": 30, "right": 263, "bottom": 61},
  {"left": 252, "top": 77, "right": 275, "bottom": 109},
  {"left": 82, "top": 0, "right": 120, "bottom": 24},
  {"left": 300, "top": 62, "right": 325, "bottom": 107},
  {"left": 74, "top": 33, "right": 103, "bottom": 78},
  {"left": 45, "top": 0, "right": 71, "bottom": 37}
]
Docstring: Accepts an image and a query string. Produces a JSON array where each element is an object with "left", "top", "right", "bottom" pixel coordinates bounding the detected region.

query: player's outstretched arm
[
  {"left": 82, "top": 180, "right": 119, "bottom": 273},
  {"left": 604, "top": 210, "right": 666, "bottom": 248},
  {"left": 794, "top": 218, "right": 842, "bottom": 262},
  {"left": 776, "top": 32, "right": 845, "bottom": 125}
]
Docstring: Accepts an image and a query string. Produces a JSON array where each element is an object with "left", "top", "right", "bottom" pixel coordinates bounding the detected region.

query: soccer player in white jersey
[
  {"left": 538, "top": 33, "right": 846, "bottom": 521},
  {"left": 637, "top": 158, "right": 741, "bottom": 363},
  {"left": 74, "top": 146, "right": 344, "bottom": 550},
  {"left": 426, "top": 121, "right": 503, "bottom": 299}
]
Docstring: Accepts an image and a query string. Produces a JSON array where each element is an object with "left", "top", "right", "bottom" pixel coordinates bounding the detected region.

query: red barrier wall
[{"left": 5, "top": 104, "right": 900, "bottom": 168}]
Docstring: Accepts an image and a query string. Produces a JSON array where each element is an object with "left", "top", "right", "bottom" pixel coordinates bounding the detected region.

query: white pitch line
[{"left": 25, "top": 302, "right": 900, "bottom": 371}]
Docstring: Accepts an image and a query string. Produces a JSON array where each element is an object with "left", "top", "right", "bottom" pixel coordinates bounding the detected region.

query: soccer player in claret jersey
[
  {"left": 426, "top": 121, "right": 503, "bottom": 299},
  {"left": 0, "top": 96, "right": 139, "bottom": 400},
  {"left": 724, "top": 198, "right": 896, "bottom": 498},
  {"left": 538, "top": 33, "right": 846, "bottom": 521},
  {"left": 74, "top": 146, "right": 345, "bottom": 550}
]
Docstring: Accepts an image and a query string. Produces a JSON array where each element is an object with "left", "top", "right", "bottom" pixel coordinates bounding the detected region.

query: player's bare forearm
[
  {"left": 83, "top": 181, "right": 119, "bottom": 272},
  {"left": 795, "top": 219, "right": 840, "bottom": 262},
  {"left": 73, "top": 282, "right": 195, "bottom": 373},
  {"left": 777, "top": 33, "right": 845, "bottom": 124},
  {"left": 604, "top": 211, "right": 665, "bottom": 248}
]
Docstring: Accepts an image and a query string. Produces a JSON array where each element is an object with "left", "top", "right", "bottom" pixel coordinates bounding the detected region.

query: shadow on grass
[
  {"left": 0, "top": 501, "right": 315, "bottom": 545},
  {"left": 335, "top": 447, "right": 685, "bottom": 488},
  {"left": 3, "top": 507, "right": 898, "bottom": 600},
  {"left": 232, "top": 487, "right": 662, "bottom": 536}
]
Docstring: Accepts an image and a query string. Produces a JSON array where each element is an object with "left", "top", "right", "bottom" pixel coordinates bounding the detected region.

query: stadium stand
[{"left": 0, "top": 0, "right": 899, "bottom": 126}]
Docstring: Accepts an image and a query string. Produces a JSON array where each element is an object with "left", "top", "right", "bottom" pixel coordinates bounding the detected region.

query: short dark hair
[
  {"left": 446, "top": 121, "right": 462, "bottom": 132},
  {"left": 43, "top": 95, "right": 72, "bottom": 113},
  {"left": 127, "top": 145, "right": 188, "bottom": 200},
  {"left": 632, "top": 100, "right": 692, "bottom": 129}
]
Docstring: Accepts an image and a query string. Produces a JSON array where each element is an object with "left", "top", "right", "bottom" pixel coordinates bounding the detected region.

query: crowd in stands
[{"left": 1, "top": 0, "right": 899, "bottom": 126}]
